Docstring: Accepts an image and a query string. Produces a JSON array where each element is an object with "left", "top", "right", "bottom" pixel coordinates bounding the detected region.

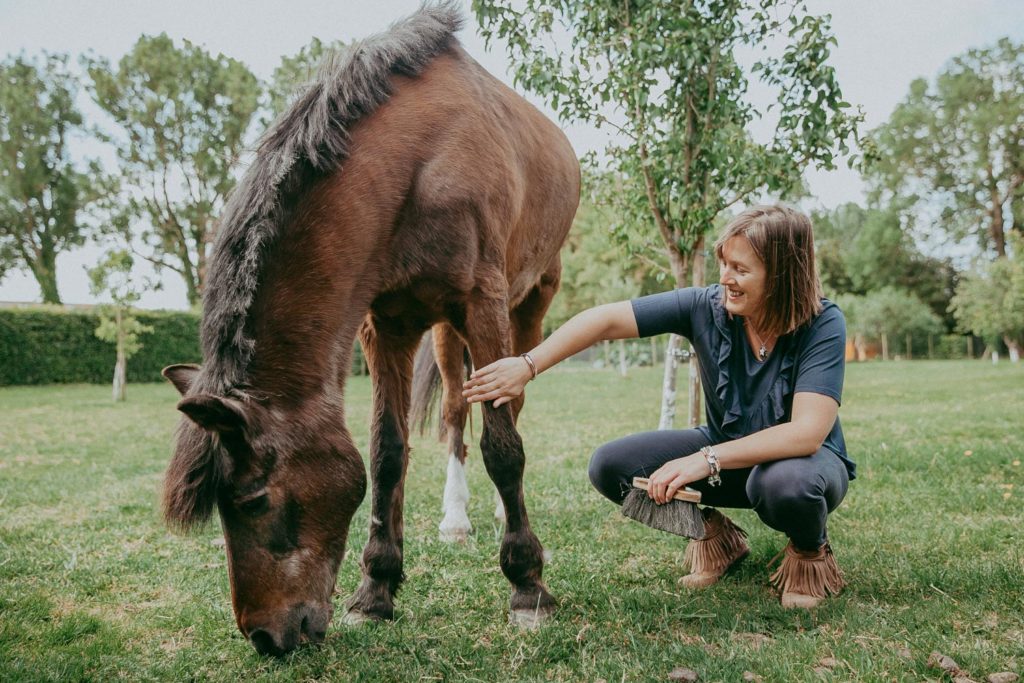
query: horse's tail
[
  {"left": 410, "top": 332, "right": 443, "bottom": 438},
  {"left": 410, "top": 329, "right": 473, "bottom": 439}
]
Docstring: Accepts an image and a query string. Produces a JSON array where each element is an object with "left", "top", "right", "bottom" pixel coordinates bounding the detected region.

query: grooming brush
[{"left": 621, "top": 477, "right": 705, "bottom": 539}]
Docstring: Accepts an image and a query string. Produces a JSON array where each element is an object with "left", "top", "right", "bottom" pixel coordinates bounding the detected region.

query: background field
[{"left": 1, "top": 361, "right": 1021, "bottom": 682}]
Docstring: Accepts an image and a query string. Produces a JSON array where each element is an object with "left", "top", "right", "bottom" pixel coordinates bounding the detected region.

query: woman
[{"left": 462, "top": 204, "right": 854, "bottom": 608}]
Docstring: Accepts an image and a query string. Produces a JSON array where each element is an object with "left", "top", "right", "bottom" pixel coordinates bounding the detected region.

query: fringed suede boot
[
  {"left": 769, "top": 541, "right": 845, "bottom": 608},
  {"left": 679, "top": 507, "right": 749, "bottom": 588}
]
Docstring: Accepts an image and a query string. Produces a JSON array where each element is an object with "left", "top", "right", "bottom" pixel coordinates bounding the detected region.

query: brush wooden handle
[{"left": 632, "top": 477, "right": 702, "bottom": 503}]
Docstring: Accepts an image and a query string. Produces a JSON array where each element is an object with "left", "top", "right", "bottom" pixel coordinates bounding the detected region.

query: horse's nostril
[{"left": 249, "top": 628, "right": 285, "bottom": 657}]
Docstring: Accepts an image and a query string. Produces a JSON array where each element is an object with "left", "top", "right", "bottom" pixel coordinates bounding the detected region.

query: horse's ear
[
  {"left": 163, "top": 364, "right": 201, "bottom": 396},
  {"left": 177, "top": 394, "right": 247, "bottom": 433}
]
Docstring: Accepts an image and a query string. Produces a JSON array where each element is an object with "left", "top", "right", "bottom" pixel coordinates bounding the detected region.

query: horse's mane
[{"left": 198, "top": 1, "right": 463, "bottom": 393}]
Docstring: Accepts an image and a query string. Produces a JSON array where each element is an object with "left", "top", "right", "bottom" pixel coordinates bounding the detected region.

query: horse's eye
[{"left": 235, "top": 489, "right": 269, "bottom": 516}]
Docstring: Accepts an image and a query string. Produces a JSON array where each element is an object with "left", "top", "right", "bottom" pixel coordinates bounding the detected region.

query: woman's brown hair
[{"left": 713, "top": 204, "right": 823, "bottom": 338}]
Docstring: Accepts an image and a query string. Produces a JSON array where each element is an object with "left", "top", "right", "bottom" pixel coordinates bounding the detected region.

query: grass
[{"left": 1, "top": 360, "right": 1022, "bottom": 682}]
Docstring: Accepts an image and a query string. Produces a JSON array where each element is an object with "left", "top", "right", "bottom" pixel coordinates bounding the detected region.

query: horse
[{"left": 160, "top": 3, "right": 579, "bottom": 657}]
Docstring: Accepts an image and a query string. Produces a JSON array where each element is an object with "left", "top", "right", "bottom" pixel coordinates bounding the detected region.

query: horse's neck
[{"left": 241, "top": 212, "right": 380, "bottom": 408}]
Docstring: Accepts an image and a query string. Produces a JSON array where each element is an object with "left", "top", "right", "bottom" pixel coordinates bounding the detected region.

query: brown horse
[{"left": 160, "top": 3, "right": 579, "bottom": 657}]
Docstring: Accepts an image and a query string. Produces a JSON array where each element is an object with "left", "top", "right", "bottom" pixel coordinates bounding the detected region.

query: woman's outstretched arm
[{"left": 462, "top": 301, "right": 638, "bottom": 407}]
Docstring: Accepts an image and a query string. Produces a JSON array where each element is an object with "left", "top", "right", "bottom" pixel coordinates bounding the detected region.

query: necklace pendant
[{"left": 758, "top": 344, "right": 767, "bottom": 361}]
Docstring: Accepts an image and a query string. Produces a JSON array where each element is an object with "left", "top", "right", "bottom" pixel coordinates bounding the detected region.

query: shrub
[
  {"left": 0, "top": 306, "right": 369, "bottom": 385},
  {"left": 0, "top": 306, "right": 200, "bottom": 385}
]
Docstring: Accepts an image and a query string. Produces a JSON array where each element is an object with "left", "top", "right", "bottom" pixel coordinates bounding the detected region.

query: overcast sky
[{"left": 2, "top": 0, "right": 1023, "bottom": 308}]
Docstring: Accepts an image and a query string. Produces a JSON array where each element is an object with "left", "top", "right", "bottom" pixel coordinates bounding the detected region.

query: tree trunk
[
  {"left": 1004, "top": 336, "right": 1020, "bottom": 363},
  {"left": 657, "top": 241, "right": 694, "bottom": 430},
  {"left": 905, "top": 333, "right": 912, "bottom": 360},
  {"left": 113, "top": 308, "right": 127, "bottom": 402},
  {"left": 651, "top": 336, "right": 658, "bottom": 366},
  {"left": 30, "top": 247, "right": 61, "bottom": 304},
  {"left": 688, "top": 235, "right": 705, "bottom": 428},
  {"left": 881, "top": 332, "right": 889, "bottom": 361},
  {"left": 658, "top": 334, "right": 682, "bottom": 430},
  {"left": 183, "top": 269, "right": 200, "bottom": 307},
  {"left": 855, "top": 333, "right": 867, "bottom": 361},
  {"left": 990, "top": 185, "right": 1007, "bottom": 257},
  {"left": 602, "top": 339, "right": 611, "bottom": 368},
  {"left": 617, "top": 339, "right": 628, "bottom": 377},
  {"left": 967, "top": 336, "right": 974, "bottom": 359}
]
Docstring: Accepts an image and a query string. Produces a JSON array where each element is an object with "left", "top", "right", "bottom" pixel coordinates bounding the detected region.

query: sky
[{"left": 2, "top": 0, "right": 1023, "bottom": 309}]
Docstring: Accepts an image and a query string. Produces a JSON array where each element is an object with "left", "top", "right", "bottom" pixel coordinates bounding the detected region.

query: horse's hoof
[
  {"left": 438, "top": 526, "right": 471, "bottom": 543},
  {"left": 509, "top": 605, "right": 554, "bottom": 630},
  {"left": 341, "top": 609, "right": 372, "bottom": 626}
]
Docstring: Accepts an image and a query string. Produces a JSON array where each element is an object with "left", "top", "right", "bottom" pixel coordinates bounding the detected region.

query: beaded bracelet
[{"left": 699, "top": 445, "right": 722, "bottom": 487}]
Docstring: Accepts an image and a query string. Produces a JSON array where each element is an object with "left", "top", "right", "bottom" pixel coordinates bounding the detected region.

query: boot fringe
[
  {"left": 682, "top": 508, "right": 749, "bottom": 574},
  {"left": 769, "top": 542, "right": 845, "bottom": 599}
]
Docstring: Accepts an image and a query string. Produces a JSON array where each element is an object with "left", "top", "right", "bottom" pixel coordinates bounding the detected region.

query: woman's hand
[
  {"left": 462, "top": 357, "right": 533, "bottom": 407},
  {"left": 646, "top": 454, "right": 711, "bottom": 504}
]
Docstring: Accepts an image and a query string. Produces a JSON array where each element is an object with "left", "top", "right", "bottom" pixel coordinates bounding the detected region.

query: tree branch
[{"left": 134, "top": 249, "right": 184, "bottom": 275}]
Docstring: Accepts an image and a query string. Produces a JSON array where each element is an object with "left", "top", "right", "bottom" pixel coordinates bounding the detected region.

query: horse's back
[{"left": 346, "top": 44, "right": 579, "bottom": 306}]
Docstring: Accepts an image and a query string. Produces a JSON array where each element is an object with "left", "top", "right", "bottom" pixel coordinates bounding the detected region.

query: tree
[
  {"left": 0, "top": 53, "right": 105, "bottom": 303},
  {"left": 548, "top": 182, "right": 665, "bottom": 375},
  {"left": 87, "top": 250, "right": 154, "bottom": 401},
  {"left": 950, "top": 235, "right": 1024, "bottom": 361},
  {"left": 86, "top": 35, "right": 260, "bottom": 306},
  {"left": 867, "top": 38, "right": 1024, "bottom": 258},
  {"left": 475, "top": 0, "right": 861, "bottom": 427},
  {"left": 812, "top": 202, "right": 957, "bottom": 329},
  {"left": 547, "top": 185, "right": 663, "bottom": 331},
  {"left": 838, "top": 287, "right": 942, "bottom": 361}
]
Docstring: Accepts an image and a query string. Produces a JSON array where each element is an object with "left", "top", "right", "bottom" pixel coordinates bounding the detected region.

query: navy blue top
[{"left": 631, "top": 284, "right": 855, "bottom": 479}]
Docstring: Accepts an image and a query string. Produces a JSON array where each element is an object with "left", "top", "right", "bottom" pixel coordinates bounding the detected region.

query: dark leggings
[{"left": 589, "top": 429, "right": 849, "bottom": 551}]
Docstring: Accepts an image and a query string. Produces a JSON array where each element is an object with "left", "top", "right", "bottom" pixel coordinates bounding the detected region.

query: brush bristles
[{"left": 621, "top": 490, "right": 706, "bottom": 539}]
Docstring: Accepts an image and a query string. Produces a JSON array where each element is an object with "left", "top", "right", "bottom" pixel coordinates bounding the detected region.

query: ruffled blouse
[{"left": 630, "top": 284, "right": 854, "bottom": 479}]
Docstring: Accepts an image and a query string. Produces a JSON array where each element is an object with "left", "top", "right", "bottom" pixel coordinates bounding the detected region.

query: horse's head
[{"left": 161, "top": 364, "right": 366, "bottom": 656}]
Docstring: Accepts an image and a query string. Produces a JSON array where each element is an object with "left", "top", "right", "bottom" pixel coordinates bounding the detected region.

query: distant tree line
[
  {"left": 515, "top": 18, "right": 1023, "bottom": 366},
  {"left": 0, "top": 36, "right": 343, "bottom": 307},
  {"left": 1, "top": 6, "right": 1021, "bottom": 403}
]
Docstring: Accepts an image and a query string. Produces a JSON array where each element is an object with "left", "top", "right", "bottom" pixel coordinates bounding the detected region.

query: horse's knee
[{"left": 479, "top": 411, "right": 525, "bottom": 482}]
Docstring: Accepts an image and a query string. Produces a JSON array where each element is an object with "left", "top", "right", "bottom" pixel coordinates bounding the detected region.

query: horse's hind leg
[
  {"left": 463, "top": 292, "right": 555, "bottom": 627},
  {"left": 344, "top": 319, "right": 419, "bottom": 623},
  {"left": 433, "top": 323, "right": 473, "bottom": 542}
]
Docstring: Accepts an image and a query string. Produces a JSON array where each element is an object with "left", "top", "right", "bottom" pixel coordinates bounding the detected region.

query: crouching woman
[{"left": 463, "top": 205, "right": 855, "bottom": 608}]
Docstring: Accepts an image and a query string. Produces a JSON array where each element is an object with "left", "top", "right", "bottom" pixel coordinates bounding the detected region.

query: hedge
[
  {"left": 0, "top": 306, "right": 367, "bottom": 386},
  {"left": 0, "top": 307, "right": 201, "bottom": 386}
]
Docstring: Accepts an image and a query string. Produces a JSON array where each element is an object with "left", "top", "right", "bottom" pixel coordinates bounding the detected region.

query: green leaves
[
  {"left": 951, "top": 234, "right": 1024, "bottom": 345},
  {"left": 0, "top": 53, "right": 102, "bottom": 304},
  {"left": 85, "top": 35, "right": 260, "bottom": 305},
  {"left": 865, "top": 38, "right": 1024, "bottom": 258},
  {"left": 475, "top": 0, "right": 862, "bottom": 286},
  {"left": 87, "top": 249, "right": 153, "bottom": 359}
]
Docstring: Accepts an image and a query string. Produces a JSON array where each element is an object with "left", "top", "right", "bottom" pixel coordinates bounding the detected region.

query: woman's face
[{"left": 719, "top": 235, "right": 767, "bottom": 320}]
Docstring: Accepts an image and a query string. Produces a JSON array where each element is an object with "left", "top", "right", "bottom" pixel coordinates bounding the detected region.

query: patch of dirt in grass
[
  {"left": 158, "top": 625, "right": 195, "bottom": 653},
  {"left": 730, "top": 632, "right": 773, "bottom": 649}
]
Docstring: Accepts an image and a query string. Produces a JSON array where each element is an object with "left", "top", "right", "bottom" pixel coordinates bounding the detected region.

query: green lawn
[{"left": 1, "top": 361, "right": 1022, "bottom": 682}]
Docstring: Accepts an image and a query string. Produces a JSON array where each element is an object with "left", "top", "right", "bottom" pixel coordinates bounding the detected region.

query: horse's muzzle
[{"left": 244, "top": 602, "right": 332, "bottom": 657}]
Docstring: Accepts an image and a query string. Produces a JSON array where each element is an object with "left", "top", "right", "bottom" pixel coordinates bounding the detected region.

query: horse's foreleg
[
  {"left": 344, "top": 322, "right": 417, "bottom": 623},
  {"left": 433, "top": 323, "right": 473, "bottom": 542},
  {"left": 494, "top": 267, "right": 561, "bottom": 527},
  {"left": 464, "top": 295, "right": 555, "bottom": 627}
]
